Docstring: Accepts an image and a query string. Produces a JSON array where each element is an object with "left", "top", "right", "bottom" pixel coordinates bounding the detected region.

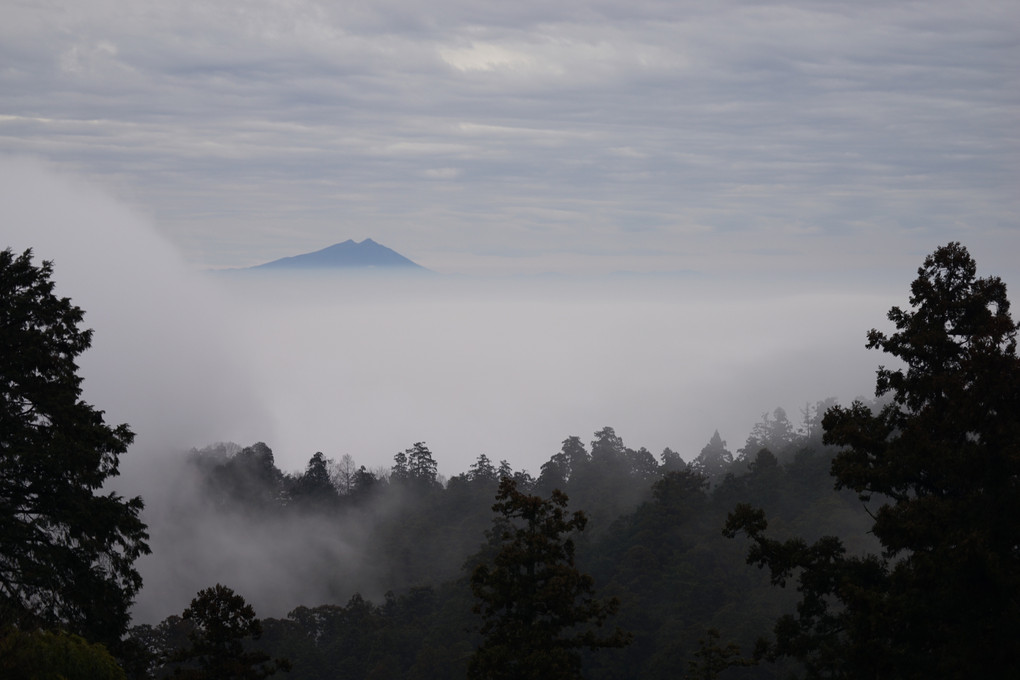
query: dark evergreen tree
[
  {"left": 561, "top": 436, "right": 589, "bottom": 472},
  {"left": 391, "top": 450, "right": 409, "bottom": 482},
  {"left": 725, "top": 242, "right": 1020, "bottom": 679},
  {"left": 690, "top": 431, "right": 733, "bottom": 481},
  {"left": 290, "top": 451, "right": 336, "bottom": 507},
  {"left": 590, "top": 427, "right": 625, "bottom": 463},
  {"left": 497, "top": 459, "right": 514, "bottom": 481},
  {"left": 536, "top": 436, "right": 589, "bottom": 496},
  {"left": 350, "top": 465, "right": 379, "bottom": 498},
  {"left": 0, "top": 248, "right": 149, "bottom": 645},
  {"left": 406, "top": 442, "right": 439, "bottom": 488},
  {"left": 659, "top": 446, "right": 686, "bottom": 473},
  {"left": 390, "top": 442, "right": 440, "bottom": 490},
  {"left": 541, "top": 436, "right": 590, "bottom": 487},
  {"left": 627, "top": 446, "right": 661, "bottom": 482},
  {"left": 572, "top": 428, "right": 655, "bottom": 532},
  {"left": 169, "top": 584, "right": 289, "bottom": 679},
  {"left": 469, "top": 454, "right": 498, "bottom": 485},
  {"left": 536, "top": 453, "right": 569, "bottom": 494},
  {"left": 510, "top": 468, "right": 536, "bottom": 491},
  {"left": 468, "top": 478, "right": 630, "bottom": 680}
]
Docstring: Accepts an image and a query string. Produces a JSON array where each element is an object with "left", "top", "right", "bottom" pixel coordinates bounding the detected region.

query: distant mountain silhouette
[{"left": 251, "top": 239, "right": 427, "bottom": 271}]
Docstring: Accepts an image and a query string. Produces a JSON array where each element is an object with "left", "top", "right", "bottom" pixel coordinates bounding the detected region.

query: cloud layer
[
  {"left": 0, "top": 157, "right": 897, "bottom": 480},
  {"left": 2, "top": 1, "right": 1017, "bottom": 275}
]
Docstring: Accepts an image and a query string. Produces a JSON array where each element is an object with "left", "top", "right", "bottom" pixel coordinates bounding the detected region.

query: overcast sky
[{"left": 2, "top": 0, "right": 1017, "bottom": 276}]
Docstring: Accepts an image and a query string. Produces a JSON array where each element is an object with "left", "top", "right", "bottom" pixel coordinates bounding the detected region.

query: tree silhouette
[
  {"left": 392, "top": 442, "right": 440, "bottom": 490},
  {"left": 0, "top": 248, "right": 149, "bottom": 645},
  {"left": 170, "top": 584, "right": 288, "bottom": 679},
  {"left": 725, "top": 242, "right": 1020, "bottom": 679},
  {"left": 290, "top": 451, "right": 336, "bottom": 507},
  {"left": 690, "top": 430, "right": 733, "bottom": 481},
  {"left": 469, "top": 478, "right": 629, "bottom": 680}
]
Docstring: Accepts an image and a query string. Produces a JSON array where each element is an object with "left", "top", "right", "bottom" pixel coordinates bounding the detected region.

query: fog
[
  {"left": 2, "top": 157, "right": 903, "bottom": 620},
  {"left": 219, "top": 270, "right": 892, "bottom": 476},
  {"left": 125, "top": 446, "right": 408, "bottom": 622}
]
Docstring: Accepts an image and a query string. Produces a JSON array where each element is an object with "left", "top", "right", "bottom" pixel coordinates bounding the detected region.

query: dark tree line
[{"left": 135, "top": 409, "right": 875, "bottom": 679}]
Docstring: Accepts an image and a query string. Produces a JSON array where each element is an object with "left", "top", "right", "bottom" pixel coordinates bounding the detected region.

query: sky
[
  {"left": 2, "top": 1, "right": 1019, "bottom": 471},
  {"left": 1, "top": 0, "right": 1017, "bottom": 277}
]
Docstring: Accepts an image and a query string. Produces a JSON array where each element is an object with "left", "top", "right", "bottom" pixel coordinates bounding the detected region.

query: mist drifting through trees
[
  {"left": 1, "top": 161, "right": 900, "bottom": 620},
  {"left": 6, "top": 158, "right": 1018, "bottom": 679}
]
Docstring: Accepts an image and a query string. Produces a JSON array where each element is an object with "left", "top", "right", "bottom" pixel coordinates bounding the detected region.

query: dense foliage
[
  {"left": 469, "top": 478, "right": 630, "bottom": 679},
  {"left": 169, "top": 584, "right": 289, "bottom": 679},
  {"left": 725, "top": 242, "right": 1020, "bottom": 678},
  {"left": 0, "top": 248, "right": 149, "bottom": 646},
  {"left": 0, "top": 628, "right": 127, "bottom": 679}
]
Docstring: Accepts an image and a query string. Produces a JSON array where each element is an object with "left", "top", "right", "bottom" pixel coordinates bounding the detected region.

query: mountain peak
[{"left": 251, "top": 239, "right": 427, "bottom": 271}]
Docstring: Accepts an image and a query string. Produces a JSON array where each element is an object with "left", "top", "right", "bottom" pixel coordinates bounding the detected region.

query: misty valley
[
  {"left": 2, "top": 242, "right": 1018, "bottom": 679},
  {"left": 5, "top": 0, "right": 1017, "bottom": 675},
  {"left": 128, "top": 417, "right": 871, "bottom": 680}
]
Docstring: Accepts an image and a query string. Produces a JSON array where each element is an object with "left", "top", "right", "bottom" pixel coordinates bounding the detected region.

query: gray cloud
[{"left": 1, "top": 1, "right": 1016, "bottom": 276}]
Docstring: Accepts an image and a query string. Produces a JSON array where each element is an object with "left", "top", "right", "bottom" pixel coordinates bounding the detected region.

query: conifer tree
[
  {"left": 725, "top": 242, "right": 1020, "bottom": 679},
  {"left": 469, "top": 478, "right": 629, "bottom": 680},
  {"left": 0, "top": 248, "right": 149, "bottom": 645}
]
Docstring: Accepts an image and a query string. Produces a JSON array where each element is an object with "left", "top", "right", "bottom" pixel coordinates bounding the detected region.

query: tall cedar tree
[
  {"left": 725, "top": 242, "right": 1020, "bottom": 679},
  {"left": 0, "top": 248, "right": 149, "bottom": 645},
  {"left": 469, "top": 477, "right": 630, "bottom": 680}
]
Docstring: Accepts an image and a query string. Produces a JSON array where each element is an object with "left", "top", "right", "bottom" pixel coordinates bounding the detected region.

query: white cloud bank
[{"left": 1, "top": 157, "right": 908, "bottom": 479}]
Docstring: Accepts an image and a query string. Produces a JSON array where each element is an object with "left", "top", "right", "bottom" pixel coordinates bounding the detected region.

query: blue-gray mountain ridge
[{"left": 251, "top": 239, "right": 427, "bottom": 271}]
